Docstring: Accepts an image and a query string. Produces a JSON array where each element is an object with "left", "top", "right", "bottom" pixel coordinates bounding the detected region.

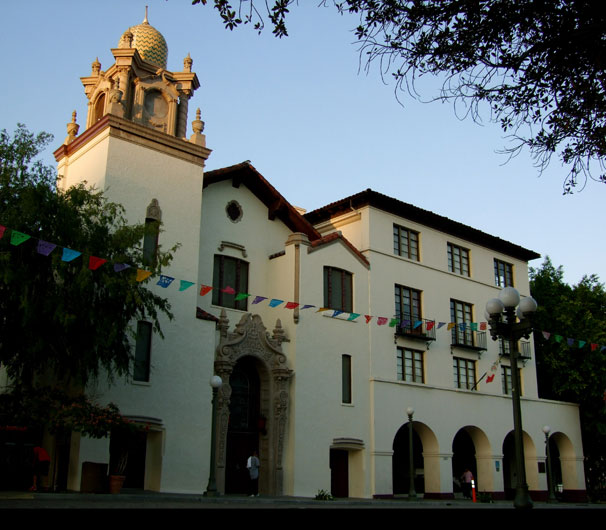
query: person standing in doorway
[
  {"left": 30, "top": 446, "right": 51, "bottom": 492},
  {"left": 460, "top": 468, "right": 474, "bottom": 499},
  {"left": 247, "top": 450, "right": 260, "bottom": 497}
]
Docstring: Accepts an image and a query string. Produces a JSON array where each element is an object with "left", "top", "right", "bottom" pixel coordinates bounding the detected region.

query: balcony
[
  {"left": 451, "top": 329, "right": 487, "bottom": 352},
  {"left": 499, "top": 339, "right": 532, "bottom": 361},
  {"left": 395, "top": 318, "right": 436, "bottom": 342}
]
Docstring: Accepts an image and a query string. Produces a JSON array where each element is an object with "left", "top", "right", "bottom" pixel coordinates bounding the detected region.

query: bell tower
[{"left": 79, "top": 9, "right": 200, "bottom": 139}]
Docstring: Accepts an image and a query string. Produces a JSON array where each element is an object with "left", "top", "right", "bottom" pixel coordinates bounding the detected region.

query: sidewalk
[{"left": 0, "top": 489, "right": 602, "bottom": 509}]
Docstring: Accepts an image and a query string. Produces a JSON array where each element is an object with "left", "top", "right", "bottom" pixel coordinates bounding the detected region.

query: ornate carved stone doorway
[{"left": 213, "top": 312, "right": 293, "bottom": 496}]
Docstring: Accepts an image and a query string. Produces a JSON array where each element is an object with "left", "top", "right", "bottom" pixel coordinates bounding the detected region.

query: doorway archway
[{"left": 213, "top": 312, "right": 293, "bottom": 496}]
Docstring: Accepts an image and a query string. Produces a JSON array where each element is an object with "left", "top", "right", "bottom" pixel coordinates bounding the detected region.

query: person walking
[
  {"left": 30, "top": 446, "right": 51, "bottom": 492},
  {"left": 246, "top": 450, "right": 260, "bottom": 497}
]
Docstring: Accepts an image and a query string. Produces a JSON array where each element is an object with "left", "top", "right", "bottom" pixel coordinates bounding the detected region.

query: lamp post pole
[
  {"left": 543, "top": 426, "right": 558, "bottom": 503},
  {"left": 486, "top": 287, "right": 537, "bottom": 510},
  {"left": 204, "top": 375, "right": 222, "bottom": 497},
  {"left": 406, "top": 406, "right": 417, "bottom": 500}
]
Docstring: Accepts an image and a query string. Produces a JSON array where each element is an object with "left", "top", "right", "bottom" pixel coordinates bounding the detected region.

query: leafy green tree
[
  {"left": 0, "top": 125, "right": 175, "bottom": 389},
  {"left": 194, "top": 0, "right": 606, "bottom": 193},
  {"left": 530, "top": 257, "right": 606, "bottom": 500}
]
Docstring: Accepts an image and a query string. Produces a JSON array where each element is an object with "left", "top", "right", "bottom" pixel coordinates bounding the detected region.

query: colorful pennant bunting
[
  {"left": 36, "top": 240, "right": 56, "bottom": 256},
  {"left": 89, "top": 256, "right": 107, "bottom": 270},
  {"left": 234, "top": 293, "right": 251, "bottom": 301},
  {"left": 252, "top": 296, "right": 267, "bottom": 304},
  {"left": 136, "top": 269, "right": 153, "bottom": 282},
  {"left": 114, "top": 263, "right": 130, "bottom": 272},
  {"left": 221, "top": 286, "right": 235, "bottom": 294},
  {"left": 179, "top": 280, "right": 195, "bottom": 291},
  {"left": 157, "top": 275, "right": 175, "bottom": 288},
  {"left": 10, "top": 231, "right": 30, "bottom": 246},
  {"left": 0, "top": 225, "right": 5, "bottom": 239},
  {"left": 285, "top": 302, "right": 299, "bottom": 309},
  {"left": 61, "top": 248, "right": 81, "bottom": 262},
  {"left": 200, "top": 285, "right": 213, "bottom": 296}
]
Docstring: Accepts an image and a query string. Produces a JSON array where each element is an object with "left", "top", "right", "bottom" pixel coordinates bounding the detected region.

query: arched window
[
  {"left": 143, "top": 199, "right": 162, "bottom": 266},
  {"left": 93, "top": 93, "right": 106, "bottom": 122}
]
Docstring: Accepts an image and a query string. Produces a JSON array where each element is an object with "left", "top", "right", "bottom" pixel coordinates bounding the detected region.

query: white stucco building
[{"left": 48, "top": 14, "right": 586, "bottom": 501}]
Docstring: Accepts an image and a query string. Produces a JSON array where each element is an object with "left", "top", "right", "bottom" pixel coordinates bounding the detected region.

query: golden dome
[{"left": 118, "top": 12, "right": 168, "bottom": 69}]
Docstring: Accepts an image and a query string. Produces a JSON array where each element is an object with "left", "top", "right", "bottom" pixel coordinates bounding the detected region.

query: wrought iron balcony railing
[{"left": 395, "top": 318, "right": 437, "bottom": 341}]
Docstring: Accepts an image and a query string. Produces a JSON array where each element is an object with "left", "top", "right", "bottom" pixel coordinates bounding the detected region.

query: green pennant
[
  {"left": 234, "top": 293, "right": 251, "bottom": 301},
  {"left": 10, "top": 230, "right": 31, "bottom": 246}
]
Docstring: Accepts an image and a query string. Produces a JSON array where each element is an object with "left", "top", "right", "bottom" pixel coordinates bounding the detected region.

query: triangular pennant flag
[
  {"left": 157, "top": 275, "right": 175, "bottom": 288},
  {"left": 252, "top": 296, "right": 267, "bottom": 305},
  {"left": 285, "top": 302, "right": 299, "bottom": 309},
  {"left": 426, "top": 321, "right": 435, "bottom": 330},
  {"left": 437, "top": 322, "right": 446, "bottom": 329},
  {"left": 61, "top": 248, "right": 81, "bottom": 262},
  {"left": 470, "top": 323, "right": 478, "bottom": 331},
  {"left": 401, "top": 320, "right": 411, "bottom": 327},
  {"left": 10, "top": 231, "right": 30, "bottom": 246},
  {"left": 347, "top": 313, "right": 360, "bottom": 321},
  {"left": 542, "top": 331, "right": 551, "bottom": 340},
  {"left": 479, "top": 322, "right": 487, "bottom": 330},
  {"left": 221, "top": 286, "right": 236, "bottom": 294},
  {"left": 179, "top": 280, "right": 195, "bottom": 291},
  {"left": 377, "top": 317, "right": 388, "bottom": 326},
  {"left": 567, "top": 338, "right": 575, "bottom": 347},
  {"left": 269, "top": 299, "right": 283, "bottom": 308},
  {"left": 199, "top": 285, "right": 213, "bottom": 296},
  {"left": 601, "top": 346, "right": 606, "bottom": 352},
  {"left": 0, "top": 225, "right": 6, "bottom": 239},
  {"left": 486, "top": 374, "right": 495, "bottom": 383},
  {"left": 591, "top": 343, "right": 599, "bottom": 352},
  {"left": 234, "top": 292, "right": 251, "bottom": 301},
  {"left": 365, "top": 315, "right": 373, "bottom": 324},
  {"left": 300, "top": 304, "right": 315, "bottom": 310},
  {"left": 447, "top": 323, "right": 455, "bottom": 330},
  {"left": 578, "top": 340, "right": 586, "bottom": 349},
  {"left": 554, "top": 335, "right": 563, "bottom": 343},
  {"left": 89, "top": 256, "right": 107, "bottom": 270},
  {"left": 413, "top": 320, "right": 423, "bottom": 329},
  {"left": 136, "top": 269, "right": 153, "bottom": 282},
  {"left": 389, "top": 318, "right": 398, "bottom": 327},
  {"left": 36, "top": 240, "right": 56, "bottom": 256},
  {"left": 459, "top": 323, "right": 467, "bottom": 332},
  {"left": 316, "top": 307, "right": 330, "bottom": 313},
  {"left": 332, "top": 310, "right": 344, "bottom": 317},
  {"left": 114, "top": 263, "right": 130, "bottom": 272}
]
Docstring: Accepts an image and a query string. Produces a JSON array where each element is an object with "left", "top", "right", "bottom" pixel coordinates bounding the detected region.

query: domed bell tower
[{"left": 80, "top": 8, "right": 200, "bottom": 140}]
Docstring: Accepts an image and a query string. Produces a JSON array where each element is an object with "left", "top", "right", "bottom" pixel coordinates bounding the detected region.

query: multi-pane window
[
  {"left": 494, "top": 259, "right": 514, "bottom": 287},
  {"left": 212, "top": 255, "right": 249, "bottom": 310},
  {"left": 134, "top": 321, "right": 152, "bottom": 382},
  {"left": 395, "top": 285, "right": 422, "bottom": 322},
  {"left": 397, "top": 348, "right": 424, "bottom": 383},
  {"left": 342, "top": 355, "right": 352, "bottom": 404},
  {"left": 324, "top": 266, "right": 353, "bottom": 313},
  {"left": 393, "top": 224, "right": 419, "bottom": 261},
  {"left": 451, "top": 299, "right": 474, "bottom": 346},
  {"left": 453, "top": 357, "right": 476, "bottom": 390},
  {"left": 447, "top": 243, "right": 470, "bottom": 276}
]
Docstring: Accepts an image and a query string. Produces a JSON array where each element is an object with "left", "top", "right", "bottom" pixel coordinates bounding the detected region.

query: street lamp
[
  {"left": 406, "top": 406, "right": 417, "bottom": 500},
  {"left": 486, "top": 287, "right": 537, "bottom": 510},
  {"left": 542, "top": 425, "right": 558, "bottom": 503},
  {"left": 204, "top": 375, "right": 222, "bottom": 496}
]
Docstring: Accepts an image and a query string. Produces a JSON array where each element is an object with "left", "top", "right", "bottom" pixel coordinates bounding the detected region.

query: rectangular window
[
  {"left": 395, "top": 285, "right": 422, "bottom": 322},
  {"left": 342, "top": 355, "right": 352, "bottom": 404},
  {"left": 134, "top": 321, "right": 152, "bottom": 382},
  {"left": 453, "top": 357, "right": 476, "bottom": 390},
  {"left": 450, "top": 299, "right": 474, "bottom": 347},
  {"left": 393, "top": 224, "right": 419, "bottom": 260},
  {"left": 494, "top": 259, "right": 514, "bottom": 287},
  {"left": 212, "top": 255, "right": 249, "bottom": 310},
  {"left": 447, "top": 243, "right": 470, "bottom": 276},
  {"left": 324, "top": 266, "right": 353, "bottom": 313},
  {"left": 142, "top": 218, "right": 160, "bottom": 266},
  {"left": 397, "top": 348, "right": 424, "bottom": 383},
  {"left": 501, "top": 365, "right": 523, "bottom": 396}
]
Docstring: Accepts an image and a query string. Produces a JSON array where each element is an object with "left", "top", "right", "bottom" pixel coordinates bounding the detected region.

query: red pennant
[
  {"left": 285, "top": 302, "right": 299, "bottom": 309},
  {"left": 591, "top": 343, "right": 599, "bottom": 351},
  {"left": 199, "top": 285, "right": 213, "bottom": 296},
  {"left": 365, "top": 315, "right": 373, "bottom": 323},
  {"left": 377, "top": 317, "right": 388, "bottom": 326},
  {"left": 221, "top": 286, "right": 236, "bottom": 294},
  {"left": 88, "top": 256, "right": 107, "bottom": 270},
  {"left": 426, "top": 321, "right": 435, "bottom": 330},
  {"left": 480, "top": 322, "right": 487, "bottom": 330},
  {"left": 0, "top": 225, "right": 6, "bottom": 239},
  {"left": 486, "top": 374, "right": 495, "bottom": 383}
]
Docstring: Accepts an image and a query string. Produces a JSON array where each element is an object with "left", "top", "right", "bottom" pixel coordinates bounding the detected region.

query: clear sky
[{"left": 1, "top": 0, "right": 604, "bottom": 286}]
